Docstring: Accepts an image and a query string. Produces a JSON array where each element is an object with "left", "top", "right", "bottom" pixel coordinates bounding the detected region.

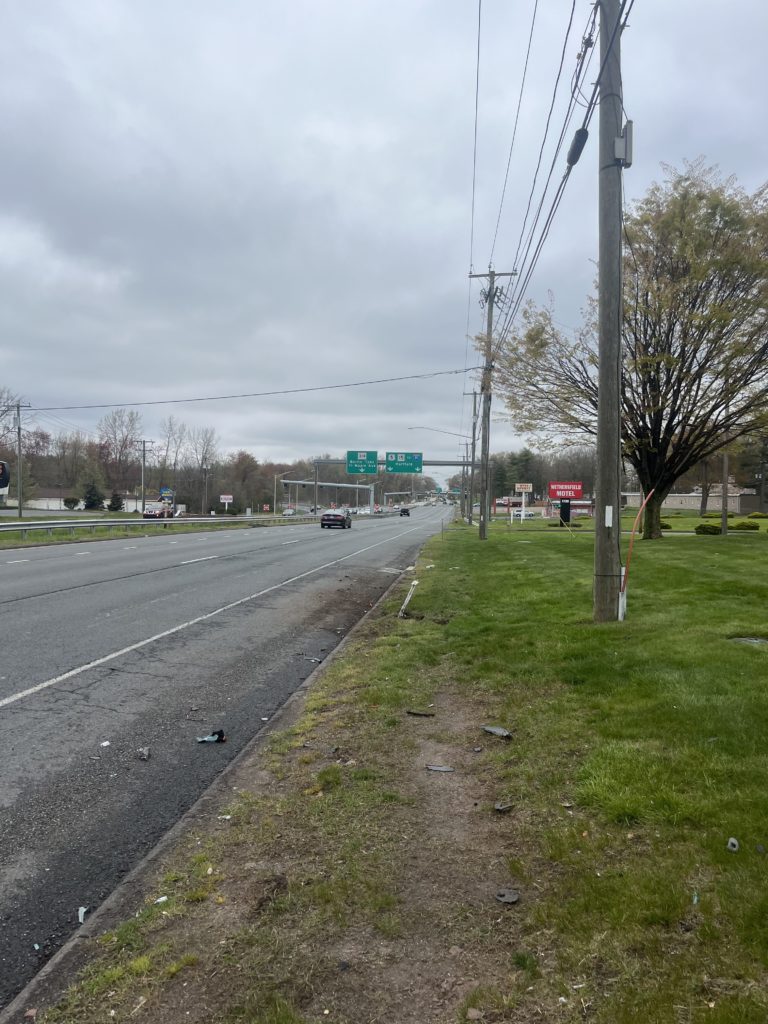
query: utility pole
[
  {"left": 466, "top": 390, "right": 479, "bottom": 526},
  {"left": 469, "top": 270, "right": 515, "bottom": 540},
  {"left": 16, "top": 402, "right": 22, "bottom": 520},
  {"left": 140, "top": 439, "right": 149, "bottom": 514},
  {"left": 593, "top": 0, "right": 627, "bottom": 621}
]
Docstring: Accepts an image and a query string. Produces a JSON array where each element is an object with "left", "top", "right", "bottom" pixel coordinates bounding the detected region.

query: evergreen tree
[
  {"left": 82, "top": 481, "right": 105, "bottom": 510},
  {"left": 107, "top": 491, "right": 125, "bottom": 512}
]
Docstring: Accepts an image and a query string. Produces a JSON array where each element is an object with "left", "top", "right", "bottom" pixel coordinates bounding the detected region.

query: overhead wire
[
  {"left": 492, "top": 0, "right": 631, "bottom": 358},
  {"left": 508, "top": 0, "right": 578, "bottom": 278},
  {"left": 492, "top": 5, "right": 598, "bottom": 354},
  {"left": 488, "top": 0, "right": 540, "bottom": 266},
  {"left": 30, "top": 366, "right": 483, "bottom": 413},
  {"left": 461, "top": 0, "right": 484, "bottom": 438}
]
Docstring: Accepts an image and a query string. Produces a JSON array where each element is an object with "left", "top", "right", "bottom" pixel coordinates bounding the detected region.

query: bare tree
[{"left": 98, "top": 409, "right": 142, "bottom": 491}]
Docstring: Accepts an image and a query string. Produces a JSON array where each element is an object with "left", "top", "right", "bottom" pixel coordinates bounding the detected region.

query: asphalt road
[{"left": 0, "top": 507, "right": 450, "bottom": 1007}]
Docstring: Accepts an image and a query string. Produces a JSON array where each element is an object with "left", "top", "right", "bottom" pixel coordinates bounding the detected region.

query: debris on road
[
  {"left": 494, "top": 802, "right": 514, "bottom": 814},
  {"left": 482, "top": 725, "right": 512, "bottom": 740},
  {"left": 77, "top": 906, "right": 88, "bottom": 924},
  {"left": 727, "top": 837, "right": 740, "bottom": 852},
  {"left": 99, "top": 741, "right": 110, "bottom": 748},
  {"left": 197, "top": 730, "right": 226, "bottom": 743},
  {"left": 136, "top": 747, "right": 150, "bottom": 761},
  {"left": 426, "top": 765, "right": 454, "bottom": 773},
  {"left": 406, "top": 709, "right": 436, "bottom": 717},
  {"left": 154, "top": 896, "right": 168, "bottom": 905}
]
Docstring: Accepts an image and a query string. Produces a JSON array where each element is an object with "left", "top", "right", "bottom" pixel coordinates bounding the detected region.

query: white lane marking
[
  {"left": 124, "top": 546, "right": 137, "bottom": 550},
  {"left": 6, "top": 559, "right": 30, "bottom": 564},
  {"left": 0, "top": 524, "right": 425, "bottom": 711},
  {"left": 282, "top": 540, "right": 301, "bottom": 546},
  {"left": 169, "top": 541, "right": 178, "bottom": 544},
  {"left": 180, "top": 556, "right": 219, "bottom": 565},
  {"left": 74, "top": 552, "right": 91, "bottom": 556}
]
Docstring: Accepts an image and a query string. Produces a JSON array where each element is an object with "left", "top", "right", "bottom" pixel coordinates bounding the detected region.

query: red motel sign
[{"left": 548, "top": 481, "right": 583, "bottom": 499}]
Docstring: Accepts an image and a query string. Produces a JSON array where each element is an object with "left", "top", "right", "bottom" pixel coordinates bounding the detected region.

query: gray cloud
[{"left": 2, "top": 0, "right": 766, "bottom": 483}]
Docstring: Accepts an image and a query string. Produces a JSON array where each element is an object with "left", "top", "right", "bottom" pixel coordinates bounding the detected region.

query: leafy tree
[
  {"left": 63, "top": 496, "right": 79, "bottom": 510},
  {"left": 107, "top": 491, "right": 125, "bottom": 512},
  {"left": 82, "top": 482, "right": 105, "bottom": 510},
  {"left": 496, "top": 162, "right": 768, "bottom": 538}
]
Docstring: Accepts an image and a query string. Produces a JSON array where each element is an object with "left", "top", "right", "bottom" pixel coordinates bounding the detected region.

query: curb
[{"left": 0, "top": 567, "right": 412, "bottom": 1023}]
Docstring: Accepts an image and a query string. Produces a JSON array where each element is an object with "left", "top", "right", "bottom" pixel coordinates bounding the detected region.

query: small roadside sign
[
  {"left": 515, "top": 482, "right": 533, "bottom": 493},
  {"left": 346, "top": 450, "right": 378, "bottom": 474}
]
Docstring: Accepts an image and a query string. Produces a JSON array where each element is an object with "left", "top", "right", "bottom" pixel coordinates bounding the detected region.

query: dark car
[
  {"left": 321, "top": 509, "right": 351, "bottom": 529},
  {"left": 143, "top": 504, "right": 173, "bottom": 519},
  {"left": 399, "top": 507, "right": 411, "bottom": 517}
]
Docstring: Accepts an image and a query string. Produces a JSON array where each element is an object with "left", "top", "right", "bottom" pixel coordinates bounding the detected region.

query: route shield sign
[
  {"left": 385, "top": 451, "right": 423, "bottom": 474},
  {"left": 346, "top": 450, "right": 378, "bottom": 474}
]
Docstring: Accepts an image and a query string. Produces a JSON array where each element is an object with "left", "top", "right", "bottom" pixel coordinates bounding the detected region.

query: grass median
[{"left": 37, "top": 522, "right": 768, "bottom": 1023}]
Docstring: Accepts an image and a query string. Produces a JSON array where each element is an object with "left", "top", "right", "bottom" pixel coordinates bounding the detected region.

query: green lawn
[
  {"left": 416, "top": 522, "right": 768, "bottom": 1020},
  {"left": 39, "top": 520, "right": 768, "bottom": 1023}
]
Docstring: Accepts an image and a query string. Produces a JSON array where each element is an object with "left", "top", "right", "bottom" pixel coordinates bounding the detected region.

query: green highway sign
[
  {"left": 385, "top": 451, "right": 423, "bottom": 474},
  {"left": 346, "top": 450, "right": 378, "bottom": 474}
]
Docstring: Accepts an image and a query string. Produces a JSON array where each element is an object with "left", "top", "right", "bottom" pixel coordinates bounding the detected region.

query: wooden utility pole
[
  {"left": 469, "top": 269, "right": 515, "bottom": 541},
  {"left": 593, "top": 0, "right": 627, "bottom": 621},
  {"left": 16, "top": 402, "right": 22, "bottom": 520}
]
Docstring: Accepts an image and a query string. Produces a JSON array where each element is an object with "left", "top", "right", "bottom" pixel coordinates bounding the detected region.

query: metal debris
[
  {"left": 136, "top": 747, "right": 150, "bottom": 761},
  {"left": 482, "top": 725, "right": 512, "bottom": 739}
]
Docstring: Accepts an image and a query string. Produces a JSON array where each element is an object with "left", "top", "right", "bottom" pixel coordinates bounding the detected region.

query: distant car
[
  {"left": 358, "top": 507, "right": 371, "bottom": 515},
  {"left": 399, "top": 507, "right": 410, "bottom": 517},
  {"left": 143, "top": 504, "right": 172, "bottom": 519},
  {"left": 321, "top": 509, "right": 351, "bottom": 529},
  {"left": 512, "top": 509, "right": 537, "bottom": 519},
  {"left": 282, "top": 508, "right": 296, "bottom": 516}
]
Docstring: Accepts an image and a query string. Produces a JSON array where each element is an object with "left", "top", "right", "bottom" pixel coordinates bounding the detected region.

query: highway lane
[{"left": 0, "top": 507, "right": 450, "bottom": 1006}]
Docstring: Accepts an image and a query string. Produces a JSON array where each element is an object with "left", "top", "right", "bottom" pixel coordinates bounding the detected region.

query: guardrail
[{"left": 0, "top": 510, "right": 400, "bottom": 541}]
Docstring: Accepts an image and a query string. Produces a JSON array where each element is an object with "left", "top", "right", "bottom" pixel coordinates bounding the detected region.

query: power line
[
  {"left": 30, "top": 366, "right": 482, "bottom": 413},
  {"left": 489, "top": 0, "right": 540, "bottom": 265},
  {"left": 508, "top": 0, "right": 578, "bottom": 277},
  {"left": 492, "top": 0, "right": 631, "bottom": 355},
  {"left": 468, "top": 0, "right": 483, "bottom": 275}
]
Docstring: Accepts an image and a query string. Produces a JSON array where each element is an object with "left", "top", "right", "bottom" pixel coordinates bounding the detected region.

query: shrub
[
  {"left": 703, "top": 510, "right": 734, "bottom": 518},
  {"left": 748, "top": 511, "right": 768, "bottom": 519},
  {"left": 63, "top": 497, "right": 79, "bottom": 510},
  {"left": 659, "top": 521, "right": 672, "bottom": 530},
  {"left": 732, "top": 520, "right": 759, "bottom": 531},
  {"left": 695, "top": 523, "right": 721, "bottom": 535}
]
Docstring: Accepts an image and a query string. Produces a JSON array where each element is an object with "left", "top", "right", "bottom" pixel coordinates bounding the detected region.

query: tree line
[{"left": 0, "top": 405, "right": 438, "bottom": 513}]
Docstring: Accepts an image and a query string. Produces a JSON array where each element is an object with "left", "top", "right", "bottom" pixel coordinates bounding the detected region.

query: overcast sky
[{"left": 2, "top": 1, "right": 766, "bottom": 486}]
